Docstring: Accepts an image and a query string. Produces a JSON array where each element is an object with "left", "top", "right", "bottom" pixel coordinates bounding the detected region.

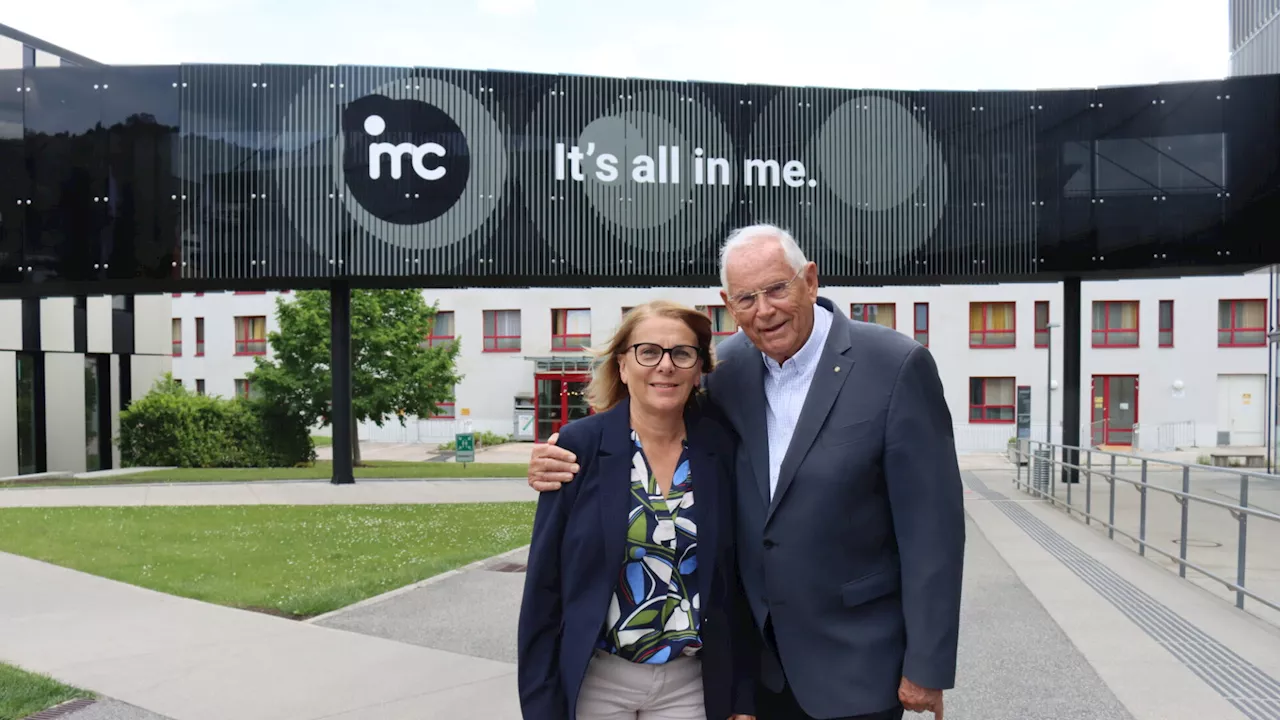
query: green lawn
[
  {"left": 0, "top": 503, "right": 536, "bottom": 619},
  {"left": 312, "top": 435, "right": 333, "bottom": 447},
  {"left": 1, "top": 460, "right": 530, "bottom": 488},
  {"left": 0, "top": 662, "right": 89, "bottom": 720}
]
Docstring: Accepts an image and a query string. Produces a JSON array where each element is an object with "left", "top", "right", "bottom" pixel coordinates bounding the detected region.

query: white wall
[
  {"left": 172, "top": 274, "right": 1277, "bottom": 451},
  {"left": 0, "top": 300, "right": 20, "bottom": 351},
  {"left": 87, "top": 296, "right": 114, "bottom": 354},
  {"left": 40, "top": 298, "right": 74, "bottom": 353},
  {"left": 132, "top": 354, "right": 172, "bottom": 401},
  {"left": 134, "top": 294, "right": 174, "bottom": 357},
  {"left": 44, "top": 352, "right": 86, "bottom": 474},
  {"left": 0, "top": 351, "right": 16, "bottom": 477}
]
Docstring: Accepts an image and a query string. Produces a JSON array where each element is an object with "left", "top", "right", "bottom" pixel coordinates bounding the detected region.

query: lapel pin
[{"left": 834, "top": 366, "right": 841, "bottom": 373}]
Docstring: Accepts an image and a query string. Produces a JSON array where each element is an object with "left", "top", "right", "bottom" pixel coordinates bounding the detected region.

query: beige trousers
[{"left": 575, "top": 649, "right": 706, "bottom": 720}]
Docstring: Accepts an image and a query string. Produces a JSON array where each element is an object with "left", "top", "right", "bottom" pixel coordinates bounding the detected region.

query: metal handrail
[{"left": 1012, "top": 440, "right": 1280, "bottom": 616}]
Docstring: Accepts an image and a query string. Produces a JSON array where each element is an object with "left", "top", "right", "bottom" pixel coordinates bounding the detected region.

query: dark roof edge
[{"left": 0, "top": 22, "right": 104, "bottom": 68}]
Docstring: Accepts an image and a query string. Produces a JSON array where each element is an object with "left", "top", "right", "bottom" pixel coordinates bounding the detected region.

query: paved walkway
[{"left": 1, "top": 462, "right": 1278, "bottom": 719}]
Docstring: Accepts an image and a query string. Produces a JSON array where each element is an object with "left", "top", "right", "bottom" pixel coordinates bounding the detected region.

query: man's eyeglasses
[
  {"left": 726, "top": 267, "right": 804, "bottom": 311},
  {"left": 628, "top": 343, "right": 701, "bottom": 369}
]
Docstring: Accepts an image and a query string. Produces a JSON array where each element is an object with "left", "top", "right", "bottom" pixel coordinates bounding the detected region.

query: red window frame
[
  {"left": 969, "top": 302, "right": 1016, "bottom": 348},
  {"left": 425, "top": 311, "right": 456, "bottom": 348},
  {"left": 850, "top": 302, "right": 896, "bottom": 328},
  {"left": 705, "top": 305, "right": 738, "bottom": 342},
  {"left": 969, "top": 377, "right": 1015, "bottom": 424},
  {"left": 1092, "top": 300, "right": 1139, "bottom": 348},
  {"left": 235, "top": 290, "right": 267, "bottom": 295},
  {"left": 552, "top": 308, "right": 591, "bottom": 351},
  {"left": 195, "top": 317, "right": 205, "bottom": 356},
  {"left": 234, "top": 316, "right": 267, "bottom": 355},
  {"left": 171, "top": 318, "right": 182, "bottom": 357},
  {"left": 483, "top": 309, "right": 521, "bottom": 352},
  {"left": 1158, "top": 300, "right": 1174, "bottom": 348},
  {"left": 234, "top": 378, "right": 251, "bottom": 399},
  {"left": 1218, "top": 299, "right": 1267, "bottom": 347},
  {"left": 1034, "top": 301, "right": 1049, "bottom": 348},
  {"left": 431, "top": 402, "right": 456, "bottom": 419},
  {"left": 913, "top": 302, "right": 928, "bottom": 347}
]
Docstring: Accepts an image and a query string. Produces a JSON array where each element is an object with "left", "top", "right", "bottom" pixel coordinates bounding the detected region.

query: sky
[{"left": 5, "top": 0, "right": 1227, "bottom": 91}]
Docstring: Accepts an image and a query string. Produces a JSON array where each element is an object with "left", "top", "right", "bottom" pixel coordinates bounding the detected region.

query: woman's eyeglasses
[{"left": 628, "top": 343, "right": 701, "bottom": 369}]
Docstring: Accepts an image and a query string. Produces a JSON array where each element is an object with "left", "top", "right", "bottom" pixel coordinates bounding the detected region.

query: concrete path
[
  {"left": 2, "top": 457, "right": 1280, "bottom": 719},
  {"left": 0, "top": 478, "right": 539, "bottom": 508}
]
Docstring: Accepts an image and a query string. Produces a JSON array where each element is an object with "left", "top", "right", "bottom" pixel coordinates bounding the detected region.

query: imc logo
[{"left": 342, "top": 94, "right": 470, "bottom": 225}]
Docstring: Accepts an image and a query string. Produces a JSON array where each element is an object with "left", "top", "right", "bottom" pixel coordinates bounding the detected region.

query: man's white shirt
[{"left": 761, "top": 303, "right": 833, "bottom": 499}]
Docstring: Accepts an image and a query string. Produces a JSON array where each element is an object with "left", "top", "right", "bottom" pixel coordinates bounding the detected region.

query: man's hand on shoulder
[
  {"left": 899, "top": 676, "right": 943, "bottom": 718},
  {"left": 528, "top": 432, "right": 580, "bottom": 492}
]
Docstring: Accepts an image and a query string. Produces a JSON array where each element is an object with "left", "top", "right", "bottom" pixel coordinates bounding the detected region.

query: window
[
  {"left": 195, "top": 317, "right": 205, "bottom": 356},
  {"left": 851, "top": 303, "right": 895, "bottom": 328},
  {"left": 913, "top": 303, "right": 928, "bottom": 346},
  {"left": 234, "top": 379, "right": 257, "bottom": 400},
  {"left": 1218, "top": 299, "right": 1266, "bottom": 347},
  {"left": 553, "top": 308, "right": 591, "bottom": 351},
  {"left": 1158, "top": 300, "right": 1174, "bottom": 347},
  {"left": 483, "top": 310, "right": 521, "bottom": 352},
  {"left": 969, "top": 302, "right": 1015, "bottom": 348},
  {"left": 426, "top": 311, "right": 455, "bottom": 348},
  {"left": 171, "top": 318, "right": 182, "bottom": 356},
  {"left": 234, "top": 316, "right": 267, "bottom": 355},
  {"left": 16, "top": 353, "right": 38, "bottom": 475},
  {"left": 969, "top": 377, "right": 1015, "bottom": 423},
  {"left": 706, "top": 306, "right": 738, "bottom": 346},
  {"left": 432, "top": 387, "right": 456, "bottom": 419},
  {"left": 1092, "top": 301, "right": 1139, "bottom": 347},
  {"left": 195, "top": 379, "right": 206, "bottom": 395},
  {"left": 235, "top": 290, "right": 266, "bottom": 295},
  {"left": 1035, "top": 301, "right": 1049, "bottom": 348}
]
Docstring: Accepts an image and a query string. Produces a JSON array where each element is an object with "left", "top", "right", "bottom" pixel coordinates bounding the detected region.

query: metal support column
[
  {"left": 330, "top": 279, "right": 354, "bottom": 485},
  {"left": 1061, "top": 277, "right": 1082, "bottom": 484}
]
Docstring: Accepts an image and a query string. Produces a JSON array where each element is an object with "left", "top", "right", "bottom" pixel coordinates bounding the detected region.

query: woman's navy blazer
[{"left": 516, "top": 396, "right": 757, "bottom": 720}]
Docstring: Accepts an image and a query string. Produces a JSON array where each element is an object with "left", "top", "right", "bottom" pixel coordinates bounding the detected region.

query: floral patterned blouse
[{"left": 598, "top": 429, "right": 702, "bottom": 663}]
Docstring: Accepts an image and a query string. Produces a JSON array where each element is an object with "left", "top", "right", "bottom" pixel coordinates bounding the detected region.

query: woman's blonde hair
[{"left": 585, "top": 300, "right": 716, "bottom": 413}]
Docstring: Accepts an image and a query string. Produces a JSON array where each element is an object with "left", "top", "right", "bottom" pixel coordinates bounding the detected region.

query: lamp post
[{"left": 1046, "top": 322, "right": 1060, "bottom": 448}]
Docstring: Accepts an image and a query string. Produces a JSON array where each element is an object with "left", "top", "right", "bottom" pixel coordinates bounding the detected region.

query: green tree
[{"left": 248, "top": 289, "right": 462, "bottom": 466}]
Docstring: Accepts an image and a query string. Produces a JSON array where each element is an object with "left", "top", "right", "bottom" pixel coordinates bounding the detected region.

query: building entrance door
[
  {"left": 534, "top": 373, "right": 593, "bottom": 442},
  {"left": 1216, "top": 373, "right": 1266, "bottom": 446},
  {"left": 1091, "top": 375, "right": 1139, "bottom": 446}
]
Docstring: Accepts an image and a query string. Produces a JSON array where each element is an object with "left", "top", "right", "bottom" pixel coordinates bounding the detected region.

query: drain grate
[
  {"left": 23, "top": 698, "right": 96, "bottom": 719},
  {"left": 488, "top": 561, "right": 527, "bottom": 573},
  {"left": 967, "top": 475, "right": 1280, "bottom": 720}
]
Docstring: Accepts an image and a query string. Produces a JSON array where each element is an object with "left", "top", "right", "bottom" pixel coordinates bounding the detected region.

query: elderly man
[{"left": 528, "top": 224, "right": 965, "bottom": 720}]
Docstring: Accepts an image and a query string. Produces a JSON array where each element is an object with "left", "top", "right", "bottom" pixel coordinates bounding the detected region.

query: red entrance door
[
  {"left": 534, "top": 373, "right": 593, "bottom": 442},
  {"left": 1091, "top": 375, "right": 1139, "bottom": 446}
]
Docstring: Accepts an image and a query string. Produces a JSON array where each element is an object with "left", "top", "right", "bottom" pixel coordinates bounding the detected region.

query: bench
[{"left": 1208, "top": 453, "right": 1266, "bottom": 469}]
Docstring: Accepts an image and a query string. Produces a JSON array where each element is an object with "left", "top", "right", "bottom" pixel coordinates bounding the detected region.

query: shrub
[
  {"left": 437, "top": 430, "right": 513, "bottom": 451},
  {"left": 119, "top": 376, "right": 316, "bottom": 468}
]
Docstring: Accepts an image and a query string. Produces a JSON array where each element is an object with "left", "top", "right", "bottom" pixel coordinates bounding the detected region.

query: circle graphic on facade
[{"left": 341, "top": 94, "right": 472, "bottom": 226}]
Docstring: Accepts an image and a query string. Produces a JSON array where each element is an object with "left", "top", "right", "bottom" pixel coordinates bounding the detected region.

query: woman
[{"left": 517, "top": 300, "right": 756, "bottom": 720}]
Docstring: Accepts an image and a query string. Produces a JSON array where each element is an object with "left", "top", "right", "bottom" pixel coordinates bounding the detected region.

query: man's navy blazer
[{"left": 516, "top": 397, "right": 756, "bottom": 720}]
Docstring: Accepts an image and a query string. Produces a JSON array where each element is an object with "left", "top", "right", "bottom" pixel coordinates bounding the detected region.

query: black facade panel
[
  {"left": 21, "top": 297, "right": 39, "bottom": 350},
  {"left": 0, "top": 65, "right": 1278, "bottom": 295},
  {"left": 73, "top": 295, "right": 86, "bottom": 353}
]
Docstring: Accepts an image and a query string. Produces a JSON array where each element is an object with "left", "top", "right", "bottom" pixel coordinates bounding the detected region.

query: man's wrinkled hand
[
  {"left": 527, "top": 432, "right": 580, "bottom": 492},
  {"left": 899, "top": 676, "right": 943, "bottom": 718}
]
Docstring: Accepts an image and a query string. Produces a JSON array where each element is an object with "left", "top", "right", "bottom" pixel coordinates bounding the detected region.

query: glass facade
[{"left": 16, "top": 352, "right": 38, "bottom": 475}]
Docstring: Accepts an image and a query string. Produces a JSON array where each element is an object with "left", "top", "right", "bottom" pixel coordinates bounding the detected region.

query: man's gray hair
[{"left": 718, "top": 223, "right": 810, "bottom": 290}]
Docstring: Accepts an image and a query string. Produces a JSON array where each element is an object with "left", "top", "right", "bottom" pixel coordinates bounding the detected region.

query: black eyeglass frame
[{"left": 626, "top": 342, "right": 704, "bottom": 369}]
